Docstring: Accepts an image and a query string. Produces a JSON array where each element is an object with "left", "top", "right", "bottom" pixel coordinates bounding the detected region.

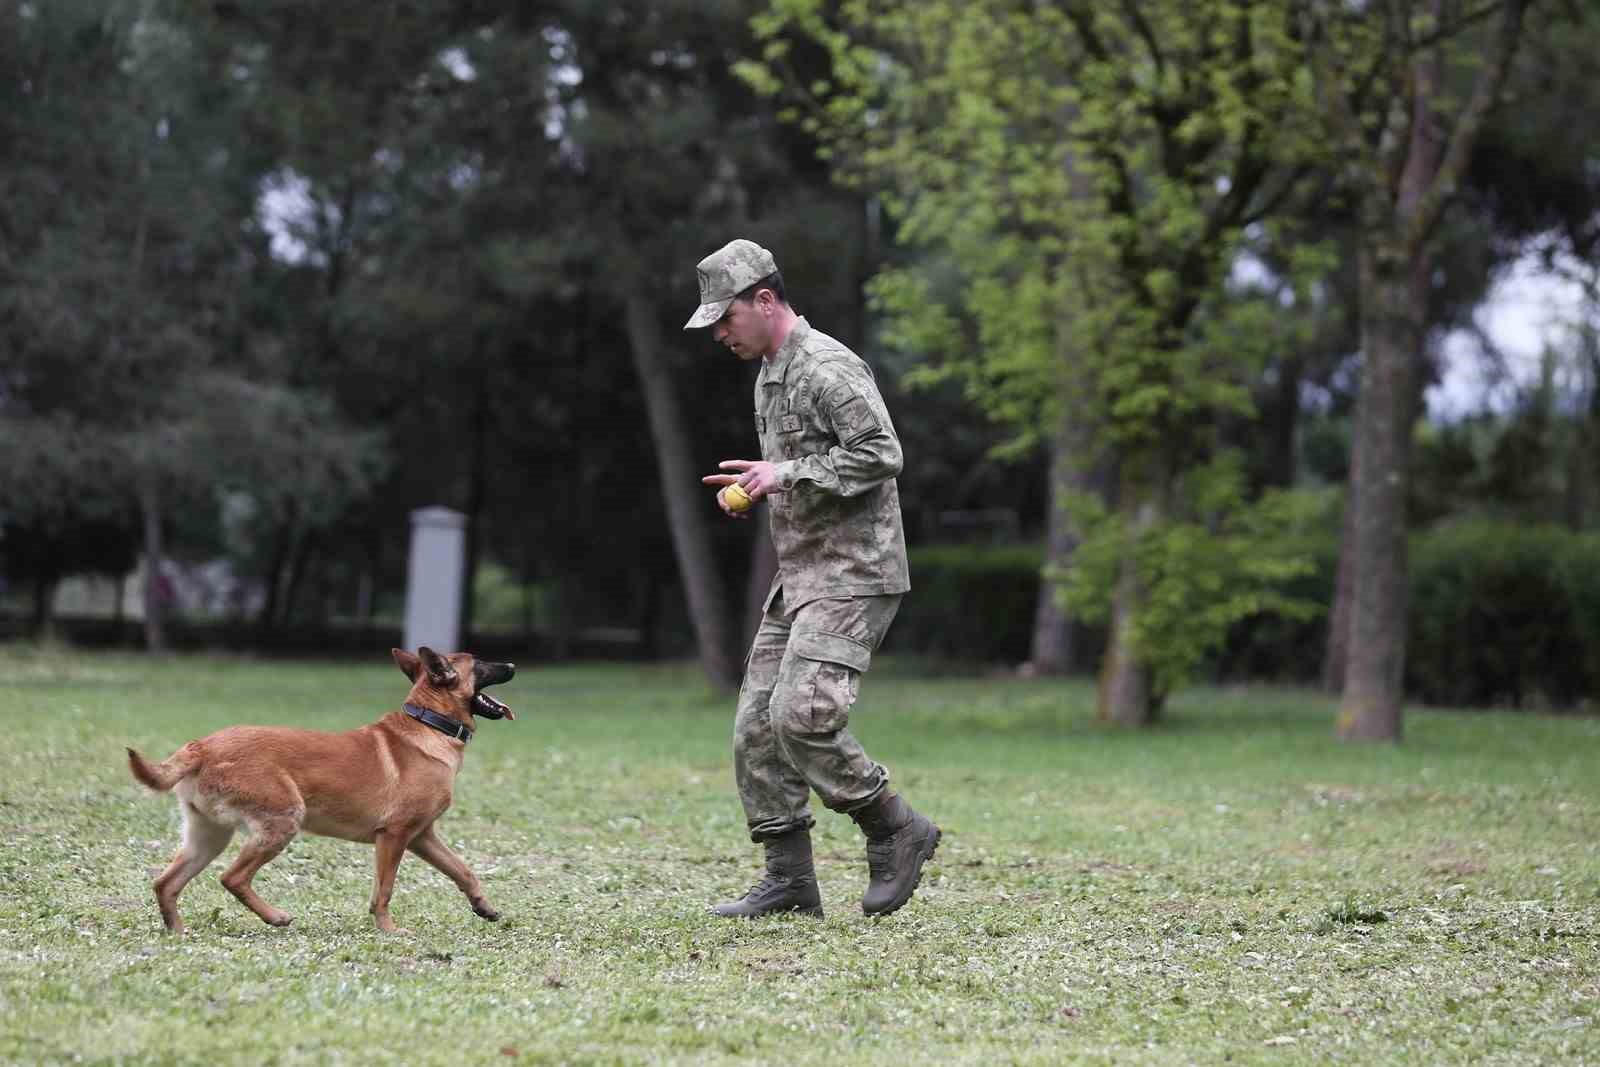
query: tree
[
  {"left": 743, "top": 0, "right": 1327, "bottom": 722},
  {"left": 1304, "top": 0, "right": 1533, "bottom": 741},
  {"left": 484, "top": 1, "right": 877, "bottom": 687},
  {"left": 185, "top": 2, "right": 485, "bottom": 634},
  {"left": 1, "top": 1, "right": 384, "bottom": 649},
  {"left": 1464, "top": 3, "right": 1600, "bottom": 532},
  {"left": 0, "top": 418, "right": 138, "bottom": 637}
]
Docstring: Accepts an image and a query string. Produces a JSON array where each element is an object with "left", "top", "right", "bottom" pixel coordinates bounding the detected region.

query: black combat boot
[
  {"left": 710, "top": 829, "right": 823, "bottom": 918},
  {"left": 849, "top": 792, "right": 941, "bottom": 916}
]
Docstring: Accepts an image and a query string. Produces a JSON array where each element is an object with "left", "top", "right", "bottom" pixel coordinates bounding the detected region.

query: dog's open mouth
[{"left": 472, "top": 692, "right": 514, "bottom": 721}]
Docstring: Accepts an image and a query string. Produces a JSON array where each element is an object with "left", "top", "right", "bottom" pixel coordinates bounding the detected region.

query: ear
[
  {"left": 418, "top": 646, "right": 458, "bottom": 686},
  {"left": 391, "top": 648, "right": 421, "bottom": 682}
]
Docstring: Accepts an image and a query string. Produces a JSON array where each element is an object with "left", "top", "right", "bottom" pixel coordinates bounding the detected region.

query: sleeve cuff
[{"left": 775, "top": 460, "right": 798, "bottom": 491}]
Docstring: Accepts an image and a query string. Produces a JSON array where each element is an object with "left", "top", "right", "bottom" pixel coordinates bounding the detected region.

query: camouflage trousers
[{"left": 734, "top": 590, "right": 902, "bottom": 842}]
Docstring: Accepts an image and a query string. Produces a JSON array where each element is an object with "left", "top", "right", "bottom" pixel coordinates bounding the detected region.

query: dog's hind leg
[
  {"left": 218, "top": 813, "right": 300, "bottom": 928},
  {"left": 408, "top": 823, "right": 500, "bottom": 921},
  {"left": 153, "top": 803, "right": 235, "bottom": 934}
]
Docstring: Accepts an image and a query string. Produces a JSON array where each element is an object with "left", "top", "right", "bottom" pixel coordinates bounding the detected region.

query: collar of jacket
[
  {"left": 758, "top": 316, "right": 811, "bottom": 388},
  {"left": 402, "top": 702, "right": 472, "bottom": 743}
]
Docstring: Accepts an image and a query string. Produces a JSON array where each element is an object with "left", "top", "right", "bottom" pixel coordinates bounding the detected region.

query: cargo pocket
[
  {"left": 800, "top": 661, "right": 857, "bottom": 734},
  {"left": 792, "top": 630, "right": 871, "bottom": 734}
]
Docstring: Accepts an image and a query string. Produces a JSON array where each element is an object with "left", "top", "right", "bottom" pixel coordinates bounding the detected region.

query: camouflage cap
[{"left": 683, "top": 238, "right": 779, "bottom": 330}]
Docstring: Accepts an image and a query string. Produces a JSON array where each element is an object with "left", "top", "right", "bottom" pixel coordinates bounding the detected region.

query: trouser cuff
[
  {"left": 747, "top": 812, "right": 816, "bottom": 843},
  {"left": 829, "top": 780, "right": 890, "bottom": 816}
]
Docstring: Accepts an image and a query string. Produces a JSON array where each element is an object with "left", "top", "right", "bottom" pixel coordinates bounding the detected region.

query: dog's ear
[
  {"left": 391, "top": 648, "right": 422, "bottom": 682},
  {"left": 418, "top": 646, "right": 459, "bottom": 687}
]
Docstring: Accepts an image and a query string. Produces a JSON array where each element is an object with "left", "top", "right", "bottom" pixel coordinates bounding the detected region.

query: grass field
[{"left": 0, "top": 643, "right": 1595, "bottom": 1065}]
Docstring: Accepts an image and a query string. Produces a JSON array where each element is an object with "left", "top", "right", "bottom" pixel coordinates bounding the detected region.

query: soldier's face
[{"left": 713, "top": 292, "right": 774, "bottom": 360}]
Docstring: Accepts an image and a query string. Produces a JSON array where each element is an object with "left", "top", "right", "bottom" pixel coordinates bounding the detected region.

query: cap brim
[{"left": 683, "top": 298, "right": 732, "bottom": 330}]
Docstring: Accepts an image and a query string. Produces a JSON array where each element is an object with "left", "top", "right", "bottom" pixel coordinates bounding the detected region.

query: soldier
[{"left": 687, "top": 237, "right": 941, "bottom": 918}]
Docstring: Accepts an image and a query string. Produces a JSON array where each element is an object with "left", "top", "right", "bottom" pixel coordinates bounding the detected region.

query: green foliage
[
  {"left": 745, "top": 0, "right": 1322, "bottom": 455},
  {"left": 1410, "top": 352, "right": 1600, "bottom": 531},
  {"left": 470, "top": 561, "right": 550, "bottom": 633},
  {"left": 1213, "top": 523, "right": 1340, "bottom": 686},
  {"left": 1, "top": 0, "right": 386, "bottom": 584},
  {"left": 1027, "top": 509, "right": 1600, "bottom": 711},
  {"left": 1058, "top": 462, "right": 1332, "bottom": 699},
  {"left": 1407, "top": 519, "right": 1600, "bottom": 710},
  {"left": 889, "top": 545, "right": 1044, "bottom": 662},
  {"left": 743, "top": 2, "right": 1341, "bottom": 713}
]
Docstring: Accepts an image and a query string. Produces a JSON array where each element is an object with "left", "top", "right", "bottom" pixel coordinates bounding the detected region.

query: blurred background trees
[{"left": 3, "top": 0, "right": 1597, "bottom": 728}]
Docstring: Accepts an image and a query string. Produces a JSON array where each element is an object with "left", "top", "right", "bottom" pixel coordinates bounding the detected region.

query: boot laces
[
  {"left": 744, "top": 873, "right": 784, "bottom": 900},
  {"left": 866, "top": 835, "right": 898, "bottom": 881}
]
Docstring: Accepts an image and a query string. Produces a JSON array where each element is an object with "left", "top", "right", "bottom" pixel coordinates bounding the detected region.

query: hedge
[
  {"left": 892, "top": 522, "right": 1600, "bottom": 710},
  {"left": 887, "top": 544, "right": 1045, "bottom": 664},
  {"left": 1405, "top": 519, "right": 1600, "bottom": 710}
]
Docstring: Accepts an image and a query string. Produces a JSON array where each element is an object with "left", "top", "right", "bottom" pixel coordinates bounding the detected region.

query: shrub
[
  {"left": 1212, "top": 527, "right": 1338, "bottom": 685},
  {"left": 890, "top": 517, "right": 1600, "bottom": 712},
  {"left": 1056, "top": 466, "right": 1331, "bottom": 702},
  {"left": 1406, "top": 519, "right": 1600, "bottom": 709},
  {"left": 887, "top": 544, "right": 1044, "bottom": 663}
]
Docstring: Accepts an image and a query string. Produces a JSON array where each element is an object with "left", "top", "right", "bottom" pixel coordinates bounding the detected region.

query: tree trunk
[
  {"left": 139, "top": 480, "right": 167, "bottom": 654},
  {"left": 31, "top": 573, "right": 59, "bottom": 642},
  {"left": 549, "top": 575, "right": 575, "bottom": 660},
  {"left": 356, "top": 566, "right": 374, "bottom": 624},
  {"left": 1096, "top": 566, "right": 1151, "bottom": 725},
  {"left": 1031, "top": 405, "right": 1102, "bottom": 675},
  {"left": 1322, "top": 395, "right": 1360, "bottom": 693},
  {"left": 1336, "top": 246, "right": 1425, "bottom": 742},
  {"left": 1095, "top": 460, "right": 1163, "bottom": 725},
  {"left": 460, "top": 359, "right": 490, "bottom": 644},
  {"left": 1326, "top": 306, "right": 1437, "bottom": 695},
  {"left": 1266, "top": 354, "right": 1303, "bottom": 489},
  {"left": 279, "top": 530, "right": 314, "bottom": 626},
  {"left": 256, "top": 518, "right": 293, "bottom": 634},
  {"left": 1309, "top": 0, "right": 1525, "bottom": 739},
  {"left": 1031, "top": 417, "right": 1074, "bottom": 675},
  {"left": 638, "top": 565, "right": 664, "bottom": 660},
  {"left": 623, "top": 292, "right": 740, "bottom": 688}
]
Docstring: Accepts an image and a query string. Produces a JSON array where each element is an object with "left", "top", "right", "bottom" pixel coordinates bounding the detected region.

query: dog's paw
[
  {"left": 265, "top": 913, "right": 293, "bottom": 928},
  {"left": 472, "top": 902, "right": 501, "bottom": 922}
]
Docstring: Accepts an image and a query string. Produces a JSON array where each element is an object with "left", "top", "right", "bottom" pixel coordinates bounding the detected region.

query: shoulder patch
[{"left": 828, "top": 393, "right": 880, "bottom": 447}]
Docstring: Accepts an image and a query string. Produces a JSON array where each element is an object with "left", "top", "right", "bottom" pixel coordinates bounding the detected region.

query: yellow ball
[{"left": 721, "top": 483, "right": 754, "bottom": 513}]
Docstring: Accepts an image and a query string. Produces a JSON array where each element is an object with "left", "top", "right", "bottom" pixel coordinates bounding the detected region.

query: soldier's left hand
[{"left": 705, "top": 459, "right": 784, "bottom": 501}]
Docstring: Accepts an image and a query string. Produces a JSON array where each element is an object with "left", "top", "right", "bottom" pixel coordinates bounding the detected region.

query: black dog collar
[{"left": 403, "top": 703, "right": 473, "bottom": 743}]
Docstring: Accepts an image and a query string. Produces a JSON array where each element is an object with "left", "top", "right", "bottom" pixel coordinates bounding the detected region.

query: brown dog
[{"left": 126, "top": 647, "right": 515, "bottom": 934}]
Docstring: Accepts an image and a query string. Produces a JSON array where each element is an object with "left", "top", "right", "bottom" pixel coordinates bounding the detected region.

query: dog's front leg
[
  {"left": 408, "top": 824, "right": 500, "bottom": 921},
  {"left": 369, "top": 829, "right": 413, "bottom": 934}
]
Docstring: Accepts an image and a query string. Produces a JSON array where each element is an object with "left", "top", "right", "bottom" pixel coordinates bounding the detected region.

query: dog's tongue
[{"left": 473, "top": 692, "right": 515, "bottom": 721}]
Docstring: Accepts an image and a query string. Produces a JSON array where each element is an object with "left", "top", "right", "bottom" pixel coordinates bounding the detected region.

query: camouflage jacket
[{"left": 756, "top": 317, "right": 910, "bottom": 611}]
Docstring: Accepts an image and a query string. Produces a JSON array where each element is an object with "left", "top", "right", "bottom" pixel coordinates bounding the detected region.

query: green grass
[{"left": 0, "top": 644, "right": 1596, "bottom": 1065}]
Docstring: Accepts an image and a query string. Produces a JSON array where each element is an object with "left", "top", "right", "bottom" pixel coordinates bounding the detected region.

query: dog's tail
[{"left": 126, "top": 744, "right": 201, "bottom": 792}]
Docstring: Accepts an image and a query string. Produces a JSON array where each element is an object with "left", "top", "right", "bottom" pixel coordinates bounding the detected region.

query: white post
[{"left": 404, "top": 506, "right": 466, "bottom": 653}]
